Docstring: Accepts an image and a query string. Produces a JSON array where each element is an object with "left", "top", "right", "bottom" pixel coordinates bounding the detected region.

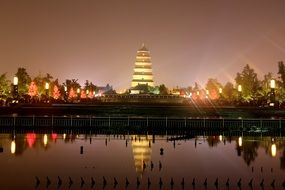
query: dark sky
[{"left": 1, "top": 0, "right": 285, "bottom": 91}]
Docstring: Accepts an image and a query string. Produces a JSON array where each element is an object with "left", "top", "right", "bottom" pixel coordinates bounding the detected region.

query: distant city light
[
  {"left": 270, "top": 79, "right": 276, "bottom": 89},
  {"left": 206, "top": 90, "right": 209, "bottom": 95},
  {"left": 64, "top": 86, "right": 67, "bottom": 92},
  {"left": 11, "top": 140, "right": 16, "bottom": 154},
  {"left": 219, "top": 88, "right": 222, "bottom": 94},
  {"left": 86, "top": 89, "right": 89, "bottom": 94},
  {"left": 271, "top": 144, "right": 276, "bottom": 157},
  {"left": 238, "top": 136, "right": 242, "bottom": 147},
  {"left": 13, "top": 76, "right": 18, "bottom": 86},
  {"left": 238, "top": 85, "right": 242, "bottom": 92},
  {"left": 197, "top": 91, "right": 200, "bottom": 96},
  {"left": 77, "top": 88, "right": 80, "bottom": 94}
]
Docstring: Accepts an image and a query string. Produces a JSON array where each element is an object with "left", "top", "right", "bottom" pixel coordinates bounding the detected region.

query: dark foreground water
[{"left": 0, "top": 132, "right": 284, "bottom": 190}]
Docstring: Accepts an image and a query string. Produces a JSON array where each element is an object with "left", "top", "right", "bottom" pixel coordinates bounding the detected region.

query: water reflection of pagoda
[{"left": 131, "top": 135, "right": 152, "bottom": 174}]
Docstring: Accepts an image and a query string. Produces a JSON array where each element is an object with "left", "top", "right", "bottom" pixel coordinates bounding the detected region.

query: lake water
[{"left": 0, "top": 131, "right": 284, "bottom": 190}]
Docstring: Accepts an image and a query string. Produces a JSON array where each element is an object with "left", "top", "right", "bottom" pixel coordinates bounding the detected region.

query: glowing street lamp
[
  {"left": 13, "top": 76, "right": 18, "bottom": 86},
  {"left": 219, "top": 88, "right": 222, "bottom": 94},
  {"left": 13, "top": 76, "right": 18, "bottom": 98},
  {"left": 238, "top": 85, "right": 242, "bottom": 92},
  {"left": 237, "top": 85, "right": 242, "bottom": 103},
  {"left": 270, "top": 79, "right": 276, "bottom": 89},
  {"left": 45, "top": 82, "right": 49, "bottom": 96},
  {"left": 270, "top": 79, "right": 276, "bottom": 107}
]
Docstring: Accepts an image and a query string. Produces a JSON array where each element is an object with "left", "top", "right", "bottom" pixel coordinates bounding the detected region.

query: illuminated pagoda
[{"left": 131, "top": 44, "right": 154, "bottom": 88}]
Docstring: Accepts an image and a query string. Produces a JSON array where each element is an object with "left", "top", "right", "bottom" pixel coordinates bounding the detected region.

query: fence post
[
  {"left": 51, "top": 115, "right": 54, "bottom": 127},
  {"left": 184, "top": 117, "right": 186, "bottom": 127},
  {"left": 147, "top": 117, "right": 149, "bottom": 127},
  {"left": 128, "top": 116, "right": 130, "bottom": 127},
  {"left": 166, "top": 117, "right": 168, "bottom": 127},
  {"left": 90, "top": 115, "right": 92, "bottom": 127},
  {"left": 71, "top": 115, "right": 73, "bottom": 127}
]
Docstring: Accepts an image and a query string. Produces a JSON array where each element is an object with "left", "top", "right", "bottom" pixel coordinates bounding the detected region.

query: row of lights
[
  {"left": 10, "top": 135, "right": 277, "bottom": 157},
  {"left": 13, "top": 76, "right": 96, "bottom": 97}
]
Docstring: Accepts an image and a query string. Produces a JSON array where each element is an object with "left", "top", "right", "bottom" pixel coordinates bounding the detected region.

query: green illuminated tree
[
  {"left": 159, "top": 84, "right": 168, "bottom": 95},
  {"left": 235, "top": 64, "right": 260, "bottom": 102},
  {"left": 278, "top": 61, "right": 285, "bottom": 88},
  {"left": 205, "top": 78, "right": 222, "bottom": 99},
  {"left": 0, "top": 73, "right": 11, "bottom": 97},
  {"left": 15, "top": 68, "right": 31, "bottom": 96},
  {"left": 223, "top": 82, "right": 235, "bottom": 102}
]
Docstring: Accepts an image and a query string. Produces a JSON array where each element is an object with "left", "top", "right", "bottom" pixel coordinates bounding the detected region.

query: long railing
[{"left": 0, "top": 115, "right": 284, "bottom": 131}]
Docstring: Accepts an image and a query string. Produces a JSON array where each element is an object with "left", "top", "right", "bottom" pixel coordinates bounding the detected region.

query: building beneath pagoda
[{"left": 131, "top": 44, "right": 154, "bottom": 90}]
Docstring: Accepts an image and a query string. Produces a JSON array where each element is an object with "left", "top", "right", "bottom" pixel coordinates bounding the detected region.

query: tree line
[{"left": 0, "top": 62, "right": 284, "bottom": 106}]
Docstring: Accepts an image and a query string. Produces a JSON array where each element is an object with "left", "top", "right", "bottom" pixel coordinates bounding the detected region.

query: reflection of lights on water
[
  {"left": 238, "top": 137, "right": 242, "bottom": 147},
  {"left": 26, "top": 133, "right": 36, "bottom": 148},
  {"left": 63, "top": 134, "right": 66, "bottom": 140},
  {"left": 11, "top": 140, "right": 16, "bottom": 154},
  {"left": 43, "top": 134, "right": 48, "bottom": 146},
  {"left": 51, "top": 133, "right": 57, "bottom": 141},
  {"left": 219, "top": 135, "right": 222, "bottom": 142},
  {"left": 271, "top": 144, "right": 276, "bottom": 157}
]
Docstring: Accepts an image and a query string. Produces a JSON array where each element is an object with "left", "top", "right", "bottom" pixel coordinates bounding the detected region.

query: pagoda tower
[{"left": 131, "top": 44, "right": 154, "bottom": 87}]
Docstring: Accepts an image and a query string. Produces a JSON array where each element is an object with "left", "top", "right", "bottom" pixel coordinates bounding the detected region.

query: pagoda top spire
[{"left": 139, "top": 43, "right": 148, "bottom": 51}]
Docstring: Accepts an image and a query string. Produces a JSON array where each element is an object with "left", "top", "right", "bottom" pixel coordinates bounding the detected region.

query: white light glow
[
  {"left": 45, "top": 82, "right": 49, "bottom": 90},
  {"left": 43, "top": 134, "right": 48, "bottom": 146},
  {"left": 11, "top": 140, "right": 16, "bottom": 154},
  {"left": 270, "top": 79, "right": 276, "bottom": 89},
  {"left": 238, "top": 136, "right": 242, "bottom": 147},
  {"left": 13, "top": 76, "right": 18, "bottom": 86},
  {"left": 238, "top": 85, "right": 242, "bottom": 92},
  {"left": 219, "top": 88, "right": 222, "bottom": 94},
  {"left": 271, "top": 144, "right": 276, "bottom": 157}
]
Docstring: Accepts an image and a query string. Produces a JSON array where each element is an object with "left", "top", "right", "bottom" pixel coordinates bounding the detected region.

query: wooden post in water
[
  {"left": 166, "top": 117, "right": 168, "bottom": 127},
  {"left": 184, "top": 117, "right": 186, "bottom": 127},
  {"left": 70, "top": 115, "right": 73, "bottom": 127},
  {"left": 32, "top": 115, "right": 35, "bottom": 126},
  {"left": 127, "top": 116, "right": 130, "bottom": 127},
  {"left": 51, "top": 115, "right": 54, "bottom": 127},
  {"left": 89, "top": 115, "right": 92, "bottom": 127},
  {"left": 13, "top": 116, "right": 16, "bottom": 127},
  {"left": 109, "top": 116, "right": 111, "bottom": 127}
]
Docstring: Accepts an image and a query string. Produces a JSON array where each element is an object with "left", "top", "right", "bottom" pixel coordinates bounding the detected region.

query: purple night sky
[{"left": 0, "top": 0, "right": 285, "bottom": 90}]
